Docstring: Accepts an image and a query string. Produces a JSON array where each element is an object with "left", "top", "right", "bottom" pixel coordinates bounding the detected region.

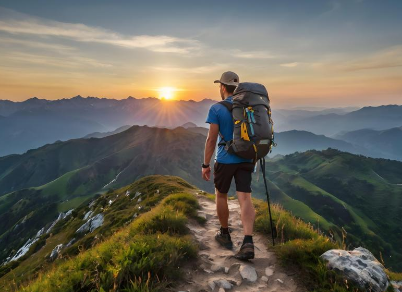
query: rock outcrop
[
  {"left": 49, "top": 244, "right": 64, "bottom": 261},
  {"left": 76, "top": 213, "right": 104, "bottom": 234},
  {"left": 321, "top": 247, "right": 389, "bottom": 292}
]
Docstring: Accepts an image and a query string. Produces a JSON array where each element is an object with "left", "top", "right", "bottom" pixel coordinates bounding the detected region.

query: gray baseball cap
[{"left": 214, "top": 71, "right": 239, "bottom": 86}]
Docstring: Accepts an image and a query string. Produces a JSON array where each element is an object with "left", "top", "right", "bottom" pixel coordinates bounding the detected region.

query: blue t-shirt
[{"left": 205, "top": 96, "right": 254, "bottom": 164}]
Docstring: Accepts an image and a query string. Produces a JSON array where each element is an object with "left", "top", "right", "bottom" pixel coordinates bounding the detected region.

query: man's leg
[
  {"left": 213, "top": 162, "right": 234, "bottom": 249},
  {"left": 215, "top": 188, "right": 229, "bottom": 228},
  {"left": 237, "top": 191, "right": 255, "bottom": 235},
  {"left": 233, "top": 163, "right": 256, "bottom": 260}
]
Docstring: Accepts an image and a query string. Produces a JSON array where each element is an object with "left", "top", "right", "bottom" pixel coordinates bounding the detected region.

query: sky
[{"left": 0, "top": 0, "right": 401, "bottom": 108}]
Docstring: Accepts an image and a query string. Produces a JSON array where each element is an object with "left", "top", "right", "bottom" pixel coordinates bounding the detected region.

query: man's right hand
[{"left": 202, "top": 166, "right": 211, "bottom": 181}]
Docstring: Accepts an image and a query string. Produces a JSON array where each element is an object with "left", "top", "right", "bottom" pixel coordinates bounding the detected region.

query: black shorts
[{"left": 213, "top": 161, "right": 255, "bottom": 194}]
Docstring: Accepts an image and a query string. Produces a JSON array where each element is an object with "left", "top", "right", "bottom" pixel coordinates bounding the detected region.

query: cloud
[
  {"left": 4, "top": 52, "right": 113, "bottom": 69},
  {"left": 0, "top": 37, "right": 76, "bottom": 51},
  {"left": 323, "top": 45, "right": 402, "bottom": 72},
  {"left": 149, "top": 63, "right": 228, "bottom": 74},
  {"left": 230, "top": 49, "right": 275, "bottom": 59},
  {"left": 0, "top": 7, "right": 199, "bottom": 54},
  {"left": 280, "top": 62, "right": 299, "bottom": 67}
]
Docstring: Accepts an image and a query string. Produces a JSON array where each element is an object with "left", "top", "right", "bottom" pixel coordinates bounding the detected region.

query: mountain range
[
  {"left": 1, "top": 125, "right": 401, "bottom": 272},
  {"left": 277, "top": 105, "right": 402, "bottom": 136},
  {"left": 0, "top": 96, "right": 216, "bottom": 156},
  {"left": 335, "top": 126, "right": 402, "bottom": 161},
  {"left": 1, "top": 96, "right": 401, "bottom": 158}
]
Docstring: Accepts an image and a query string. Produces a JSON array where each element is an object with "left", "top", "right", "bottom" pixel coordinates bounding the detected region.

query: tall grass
[
  {"left": 253, "top": 200, "right": 390, "bottom": 292},
  {"left": 16, "top": 192, "right": 200, "bottom": 292}
]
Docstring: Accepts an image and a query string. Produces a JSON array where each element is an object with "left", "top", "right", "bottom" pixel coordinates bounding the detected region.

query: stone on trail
[
  {"left": 265, "top": 265, "right": 274, "bottom": 277},
  {"left": 321, "top": 247, "right": 389, "bottom": 292},
  {"left": 216, "top": 279, "right": 233, "bottom": 289},
  {"left": 230, "top": 262, "right": 240, "bottom": 271},
  {"left": 218, "top": 288, "right": 225, "bottom": 292},
  {"left": 224, "top": 266, "right": 229, "bottom": 273},
  {"left": 239, "top": 264, "right": 258, "bottom": 282},
  {"left": 208, "top": 280, "right": 215, "bottom": 290},
  {"left": 211, "top": 264, "right": 223, "bottom": 272},
  {"left": 261, "top": 275, "right": 268, "bottom": 282}
]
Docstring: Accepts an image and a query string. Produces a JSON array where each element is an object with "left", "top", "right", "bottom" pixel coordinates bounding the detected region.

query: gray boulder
[
  {"left": 49, "top": 244, "right": 64, "bottom": 261},
  {"left": 76, "top": 213, "right": 104, "bottom": 234},
  {"left": 321, "top": 247, "right": 389, "bottom": 292}
]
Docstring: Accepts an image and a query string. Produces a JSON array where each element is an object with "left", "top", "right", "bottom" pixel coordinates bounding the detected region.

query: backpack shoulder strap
[
  {"left": 215, "top": 101, "right": 233, "bottom": 146},
  {"left": 218, "top": 100, "right": 233, "bottom": 112}
]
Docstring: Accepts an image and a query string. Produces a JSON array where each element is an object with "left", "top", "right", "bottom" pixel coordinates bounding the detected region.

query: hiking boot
[
  {"left": 215, "top": 228, "right": 233, "bottom": 250},
  {"left": 234, "top": 242, "right": 255, "bottom": 260}
]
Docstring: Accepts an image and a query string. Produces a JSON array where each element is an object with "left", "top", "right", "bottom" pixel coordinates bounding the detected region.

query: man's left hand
[{"left": 202, "top": 166, "right": 211, "bottom": 181}]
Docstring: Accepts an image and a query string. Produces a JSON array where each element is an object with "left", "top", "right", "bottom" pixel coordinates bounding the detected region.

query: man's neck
[{"left": 222, "top": 94, "right": 231, "bottom": 100}]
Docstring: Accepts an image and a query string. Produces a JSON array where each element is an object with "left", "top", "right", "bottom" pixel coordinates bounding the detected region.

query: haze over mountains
[
  {"left": 0, "top": 96, "right": 216, "bottom": 156},
  {"left": 277, "top": 105, "right": 402, "bottom": 136},
  {"left": 335, "top": 127, "right": 402, "bottom": 161},
  {"left": 1, "top": 96, "right": 402, "bottom": 160}
]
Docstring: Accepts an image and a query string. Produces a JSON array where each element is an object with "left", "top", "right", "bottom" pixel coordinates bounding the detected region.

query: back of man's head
[{"left": 222, "top": 83, "right": 237, "bottom": 94}]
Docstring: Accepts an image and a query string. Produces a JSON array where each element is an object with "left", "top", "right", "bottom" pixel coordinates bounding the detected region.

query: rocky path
[{"left": 171, "top": 191, "right": 305, "bottom": 292}]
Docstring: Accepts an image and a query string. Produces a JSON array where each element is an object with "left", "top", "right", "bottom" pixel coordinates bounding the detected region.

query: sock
[
  {"left": 242, "top": 235, "right": 253, "bottom": 245},
  {"left": 220, "top": 226, "right": 230, "bottom": 234}
]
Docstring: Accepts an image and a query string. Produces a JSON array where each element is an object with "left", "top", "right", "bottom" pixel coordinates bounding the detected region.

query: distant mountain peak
[
  {"left": 180, "top": 122, "right": 197, "bottom": 129},
  {"left": 24, "top": 97, "right": 46, "bottom": 103}
]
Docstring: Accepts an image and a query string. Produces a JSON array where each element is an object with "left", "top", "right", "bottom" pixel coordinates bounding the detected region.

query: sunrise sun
[{"left": 158, "top": 87, "right": 176, "bottom": 100}]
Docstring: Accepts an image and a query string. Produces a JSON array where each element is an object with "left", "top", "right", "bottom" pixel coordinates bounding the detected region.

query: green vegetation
[
  {"left": 258, "top": 148, "right": 402, "bottom": 271},
  {"left": 253, "top": 201, "right": 350, "bottom": 292},
  {"left": 0, "top": 126, "right": 208, "bottom": 267},
  {"left": 1, "top": 175, "right": 204, "bottom": 292},
  {"left": 2, "top": 174, "right": 402, "bottom": 292},
  {"left": 200, "top": 191, "right": 402, "bottom": 291}
]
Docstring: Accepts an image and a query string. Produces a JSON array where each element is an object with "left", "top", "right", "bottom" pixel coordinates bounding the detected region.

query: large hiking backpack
[{"left": 218, "top": 82, "right": 276, "bottom": 163}]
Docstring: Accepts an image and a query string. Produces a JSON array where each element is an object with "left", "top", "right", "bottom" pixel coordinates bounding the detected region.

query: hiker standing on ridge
[{"left": 202, "top": 71, "right": 256, "bottom": 260}]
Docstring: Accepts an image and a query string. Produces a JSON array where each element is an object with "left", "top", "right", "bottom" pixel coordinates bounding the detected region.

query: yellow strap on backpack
[{"left": 241, "top": 122, "right": 250, "bottom": 141}]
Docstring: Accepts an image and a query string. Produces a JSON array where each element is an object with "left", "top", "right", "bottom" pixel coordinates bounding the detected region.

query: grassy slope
[
  {"left": 265, "top": 149, "right": 402, "bottom": 271},
  {"left": 0, "top": 127, "right": 207, "bottom": 264},
  {"left": 1, "top": 175, "right": 205, "bottom": 291},
  {"left": 1, "top": 175, "right": 401, "bottom": 292},
  {"left": 200, "top": 192, "right": 401, "bottom": 292},
  {"left": 0, "top": 126, "right": 207, "bottom": 198}
]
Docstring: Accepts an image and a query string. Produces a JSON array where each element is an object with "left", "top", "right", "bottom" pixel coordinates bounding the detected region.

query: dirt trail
[{"left": 171, "top": 191, "right": 305, "bottom": 292}]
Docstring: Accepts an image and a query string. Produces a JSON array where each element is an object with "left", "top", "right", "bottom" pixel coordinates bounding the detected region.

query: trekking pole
[{"left": 260, "top": 157, "right": 275, "bottom": 246}]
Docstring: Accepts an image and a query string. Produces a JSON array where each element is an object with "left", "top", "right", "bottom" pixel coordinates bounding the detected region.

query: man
[{"left": 202, "top": 71, "right": 256, "bottom": 260}]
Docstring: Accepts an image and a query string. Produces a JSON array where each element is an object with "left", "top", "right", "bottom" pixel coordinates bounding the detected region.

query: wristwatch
[{"left": 202, "top": 163, "right": 210, "bottom": 168}]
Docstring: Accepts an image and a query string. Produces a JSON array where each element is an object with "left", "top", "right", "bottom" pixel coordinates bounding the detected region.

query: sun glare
[{"left": 158, "top": 87, "right": 176, "bottom": 100}]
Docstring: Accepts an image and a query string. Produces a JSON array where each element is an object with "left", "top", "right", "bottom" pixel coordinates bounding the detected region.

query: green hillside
[
  {"left": 0, "top": 125, "right": 206, "bottom": 197},
  {"left": 2, "top": 175, "right": 400, "bottom": 292},
  {"left": 0, "top": 175, "right": 203, "bottom": 291},
  {"left": 263, "top": 148, "right": 402, "bottom": 271},
  {"left": 1, "top": 125, "right": 401, "bottom": 272},
  {"left": 0, "top": 126, "right": 207, "bottom": 265}
]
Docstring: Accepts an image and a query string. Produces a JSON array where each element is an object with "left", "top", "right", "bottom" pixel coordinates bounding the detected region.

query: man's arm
[
  {"left": 204, "top": 123, "right": 219, "bottom": 165},
  {"left": 202, "top": 123, "right": 219, "bottom": 181}
]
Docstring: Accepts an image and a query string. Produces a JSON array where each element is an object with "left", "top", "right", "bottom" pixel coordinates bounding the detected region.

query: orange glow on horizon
[{"left": 157, "top": 87, "right": 176, "bottom": 100}]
